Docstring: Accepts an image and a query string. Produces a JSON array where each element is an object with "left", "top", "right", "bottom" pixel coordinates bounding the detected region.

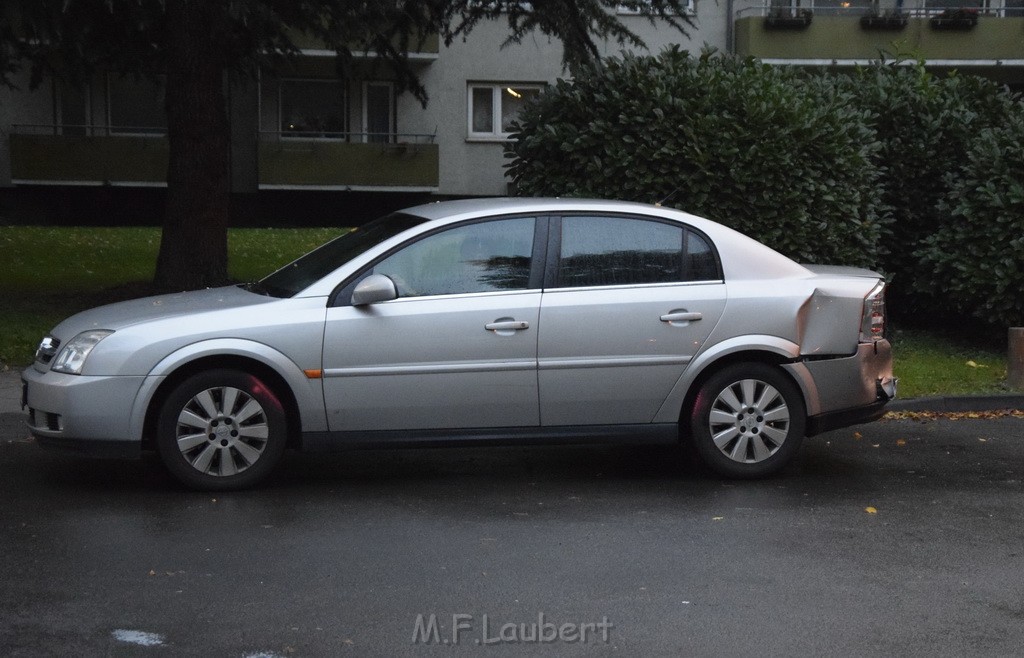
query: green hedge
[
  {"left": 507, "top": 50, "right": 1024, "bottom": 326},
  {"left": 836, "top": 66, "right": 1019, "bottom": 311},
  {"left": 507, "top": 48, "right": 889, "bottom": 268},
  {"left": 917, "top": 112, "right": 1024, "bottom": 327}
]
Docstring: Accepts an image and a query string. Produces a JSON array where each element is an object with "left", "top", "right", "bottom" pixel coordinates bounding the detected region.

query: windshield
[{"left": 256, "top": 212, "right": 428, "bottom": 297}]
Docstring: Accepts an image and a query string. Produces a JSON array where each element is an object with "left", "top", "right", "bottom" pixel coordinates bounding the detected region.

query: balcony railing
[
  {"left": 11, "top": 123, "right": 166, "bottom": 136},
  {"left": 739, "top": 1, "right": 1024, "bottom": 17},
  {"left": 257, "top": 131, "right": 438, "bottom": 190},
  {"left": 263, "top": 130, "right": 436, "bottom": 145},
  {"left": 9, "top": 126, "right": 169, "bottom": 184},
  {"left": 734, "top": 1, "right": 1024, "bottom": 60},
  {"left": 8, "top": 126, "right": 440, "bottom": 190}
]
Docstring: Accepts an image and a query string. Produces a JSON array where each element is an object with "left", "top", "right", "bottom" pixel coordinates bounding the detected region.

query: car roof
[
  {"left": 297, "top": 197, "right": 812, "bottom": 298},
  {"left": 397, "top": 197, "right": 811, "bottom": 282},
  {"left": 402, "top": 197, "right": 685, "bottom": 222}
]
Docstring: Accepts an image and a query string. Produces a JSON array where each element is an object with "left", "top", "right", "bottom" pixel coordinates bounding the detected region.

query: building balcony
[
  {"left": 285, "top": 28, "right": 439, "bottom": 60},
  {"left": 9, "top": 129, "right": 169, "bottom": 186},
  {"left": 8, "top": 128, "right": 439, "bottom": 191},
  {"left": 735, "top": 4, "right": 1024, "bottom": 63},
  {"left": 257, "top": 132, "right": 438, "bottom": 191}
]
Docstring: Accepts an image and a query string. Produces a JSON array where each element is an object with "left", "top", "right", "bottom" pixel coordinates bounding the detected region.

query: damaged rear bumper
[{"left": 785, "top": 340, "right": 897, "bottom": 436}]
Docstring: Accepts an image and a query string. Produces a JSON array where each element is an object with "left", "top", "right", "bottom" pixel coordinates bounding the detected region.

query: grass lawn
[
  {"left": 0, "top": 226, "right": 341, "bottom": 367},
  {"left": 1, "top": 226, "right": 1016, "bottom": 399},
  {"left": 888, "top": 328, "right": 1010, "bottom": 398}
]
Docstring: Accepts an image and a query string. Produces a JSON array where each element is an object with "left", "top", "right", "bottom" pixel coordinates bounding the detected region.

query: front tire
[
  {"left": 156, "top": 369, "right": 287, "bottom": 490},
  {"left": 689, "top": 362, "right": 805, "bottom": 478}
]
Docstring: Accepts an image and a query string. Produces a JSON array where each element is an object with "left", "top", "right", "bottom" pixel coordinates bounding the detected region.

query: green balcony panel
[
  {"left": 10, "top": 134, "right": 169, "bottom": 184},
  {"left": 735, "top": 16, "right": 1024, "bottom": 61},
  {"left": 258, "top": 141, "right": 439, "bottom": 189}
]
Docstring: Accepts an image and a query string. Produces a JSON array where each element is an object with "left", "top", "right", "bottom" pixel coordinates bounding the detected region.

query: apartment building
[{"left": 0, "top": 1, "right": 1021, "bottom": 217}]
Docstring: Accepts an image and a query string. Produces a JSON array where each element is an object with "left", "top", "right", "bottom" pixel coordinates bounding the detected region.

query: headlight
[{"left": 51, "top": 330, "right": 114, "bottom": 375}]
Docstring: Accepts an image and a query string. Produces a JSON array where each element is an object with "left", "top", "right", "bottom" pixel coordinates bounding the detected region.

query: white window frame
[
  {"left": 362, "top": 81, "right": 395, "bottom": 144},
  {"left": 106, "top": 73, "right": 167, "bottom": 137},
  {"left": 55, "top": 79, "right": 93, "bottom": 136},
  {"left": 278, "top": 77, "right": 347, "bottom": 141},
  {"left": 466, "top": 83, "right": 544, "bottom": 142}
]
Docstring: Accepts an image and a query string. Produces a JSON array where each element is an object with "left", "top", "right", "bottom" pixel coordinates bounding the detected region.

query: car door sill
[{"left": 300, "top": 424, "right": 680, "bottom": 451}]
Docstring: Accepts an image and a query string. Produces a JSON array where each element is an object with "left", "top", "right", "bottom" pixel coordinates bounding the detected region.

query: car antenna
[{"left": 655, "top": 188, "right": 679, "bottom": 207}]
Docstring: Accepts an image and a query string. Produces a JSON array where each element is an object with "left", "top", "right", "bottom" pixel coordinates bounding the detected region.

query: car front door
[
  {"left": 321, "top": 216, "right": 543, "bottom": 432},
  {"left": 538, "top": 214, "right": 727, "bottom": 426}
]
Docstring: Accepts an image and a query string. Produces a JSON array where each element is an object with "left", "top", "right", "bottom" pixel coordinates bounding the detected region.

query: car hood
[{"left": 51, "top": 285, "right": 273, "bottom": 338}]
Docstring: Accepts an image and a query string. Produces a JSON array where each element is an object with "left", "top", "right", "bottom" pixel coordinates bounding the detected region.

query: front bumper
[{"left": 21, "top": 366, "right": 146, "bottom": 453}]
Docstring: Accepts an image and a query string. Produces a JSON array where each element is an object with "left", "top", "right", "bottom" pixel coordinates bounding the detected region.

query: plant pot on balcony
[
  {"left": 764, "top": 9, "right": 813, "bottom": 29},
  {"left": 929, "top": 8, "right": 979, "bottom": 30},
  {"left": 860, "top": 13, "right": 909, "bottom": 30}
]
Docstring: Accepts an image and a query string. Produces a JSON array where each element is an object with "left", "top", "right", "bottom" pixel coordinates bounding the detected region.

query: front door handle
[
  {"left": 660, "top": 311, "right": 702, "bottom": 324},
  {"left": 485, "top": 320, "right": 530, "bottom": 332}
]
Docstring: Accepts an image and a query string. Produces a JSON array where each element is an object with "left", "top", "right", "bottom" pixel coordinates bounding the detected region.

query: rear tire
[
  {"left": 689, "top": 363, "right": 805, "bottom": 478},
  {"left": 156, "top": 369, "right": 287, "bottom": 490}
]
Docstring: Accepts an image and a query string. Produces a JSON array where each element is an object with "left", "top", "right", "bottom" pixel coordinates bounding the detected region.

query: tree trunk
[{"left": 154, "top": 0, "right": 231, "bottom": 290}]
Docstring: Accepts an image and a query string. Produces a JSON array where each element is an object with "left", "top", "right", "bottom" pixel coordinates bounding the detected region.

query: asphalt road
[{"left": 1, "top": 406, "right": 1023, "bottom": 657}]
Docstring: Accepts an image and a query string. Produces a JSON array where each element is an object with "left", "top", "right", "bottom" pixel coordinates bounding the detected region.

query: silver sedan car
[{"left": 22, "top": 198, "right": 896, "bottom": 489}]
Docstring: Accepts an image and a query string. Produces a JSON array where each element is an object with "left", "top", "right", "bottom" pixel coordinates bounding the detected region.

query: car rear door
[{"left": 537, "top": 214, "right": 726, "bottom": 426}]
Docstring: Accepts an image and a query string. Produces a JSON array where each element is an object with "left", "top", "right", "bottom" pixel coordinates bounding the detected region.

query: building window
[
  {"left": 467, "top": 84, "right": 543, "bottom": 140},
  {"left": 363, "top": 82, "right": 394, "bottom": 143},
  {"left": 58, "top": 80, "right": 91, "bottom": 136},
  {"left": 108, "top": 75, "right": 167, "bottom": 135},
  {"left": 280, "top": 79, "right": 346, "bottom": 139}
]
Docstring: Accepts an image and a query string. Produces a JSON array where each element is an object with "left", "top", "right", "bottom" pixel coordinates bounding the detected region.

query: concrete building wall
[
  {"left": 1, "top": 71, "right": 56, "bottom": 187},
  {"left": 409, "top": 8, "right": 726, "bottom": 197}
]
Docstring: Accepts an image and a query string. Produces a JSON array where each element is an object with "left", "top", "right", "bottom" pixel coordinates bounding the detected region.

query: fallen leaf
[
  {"left": 896, "top": 439, "right": 907, "bottom": 446},
  {"left": 865, "top": 507, "right": 878, "bottom": 514},
  {"left": 853, "top": 432, "right": 862, "bottom": 440},
  {"left": 884, "top": 409, "right": 1024, "bottom": 421}
]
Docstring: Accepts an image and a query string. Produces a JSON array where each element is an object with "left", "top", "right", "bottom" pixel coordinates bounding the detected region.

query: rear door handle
[
  {"left": 485, "top": 320, "right": 530, "bottom": 331},
  {"left": 660, "top": 311, "right": 702, "bottom": 323}
]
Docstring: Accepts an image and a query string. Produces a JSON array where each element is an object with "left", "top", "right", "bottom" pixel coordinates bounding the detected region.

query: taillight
[{"left": 860, "top": 281, "right": 886, "bottom": 342}]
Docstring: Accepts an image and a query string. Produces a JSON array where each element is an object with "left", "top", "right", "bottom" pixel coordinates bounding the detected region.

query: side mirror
[{"left": 351, "top": 273, "right": 398, "bottom": 306}]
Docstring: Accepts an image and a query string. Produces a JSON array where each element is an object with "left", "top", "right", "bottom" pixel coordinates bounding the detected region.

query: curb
[{"left": 887, "top": 394, "right": 1024, "bottom": 413}]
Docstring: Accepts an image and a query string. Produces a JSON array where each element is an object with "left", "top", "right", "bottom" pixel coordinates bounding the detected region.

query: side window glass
[
  {"left": 372, "top": 218, "right": 535, "bottom": 298},
  {"left": 686, "top": 230, "right": 720, "bottom": 281},
  {"left": 558, "top": 216, "right": 684, "bottom": 287}
]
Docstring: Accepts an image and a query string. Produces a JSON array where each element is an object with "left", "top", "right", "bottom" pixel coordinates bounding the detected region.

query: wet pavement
[{"left": 1, "top": 400, "right": 1023, "bottom": 656}]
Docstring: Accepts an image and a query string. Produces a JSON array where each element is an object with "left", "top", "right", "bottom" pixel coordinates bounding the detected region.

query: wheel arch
[
  {"left": 653, "top": 335, "right": 820, "bottom": 426},
  {"left": 132, "top": 340, "right": 325, "bottom": 450}
]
